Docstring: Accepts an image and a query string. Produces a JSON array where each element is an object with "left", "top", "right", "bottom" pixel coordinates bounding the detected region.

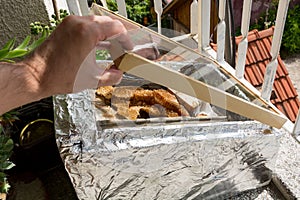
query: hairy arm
[
  {"left": 0, "top": 15, "right": 132, "bottom": 115},
  {"left": 0, "top": 61, "right": 44, "bottom": 114}
]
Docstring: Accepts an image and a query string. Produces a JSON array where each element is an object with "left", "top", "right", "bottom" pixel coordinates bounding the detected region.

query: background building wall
[{"left": 0, "top": 0, "right": 49, "bottom": 47}]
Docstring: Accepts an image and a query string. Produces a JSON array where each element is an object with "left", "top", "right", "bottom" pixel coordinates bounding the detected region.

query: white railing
[
  {"left": 235, "top": 0, "right": 252, "bottom": 79},
  {"left": 115, "top": 0, "right": 127, "bottom": 18},
  {"left": 63, "top": 0, "right": 298, "bottom": 137},
  {"left": 197, "top": 0, "right": 211, "bottom": 52},
  {"left": 261, "top": 0, "right": 290, "bottom": 101},
  {"left": 195, "top": 0, "right": 296, "bottom": 136}
]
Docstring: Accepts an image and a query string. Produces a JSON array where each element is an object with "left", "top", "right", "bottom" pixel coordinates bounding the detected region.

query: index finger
[{"left": 93, "top": 16, "right": 134, "bottom": 50}]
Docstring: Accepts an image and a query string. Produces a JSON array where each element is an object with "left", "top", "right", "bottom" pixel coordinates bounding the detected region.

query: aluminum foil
[{"left": 53, "top": 89, "right": 286, "bottom": 200}]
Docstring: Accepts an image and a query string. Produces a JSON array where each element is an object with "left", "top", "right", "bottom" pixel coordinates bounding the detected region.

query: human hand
[{"left": 23, "top": 15, "right": 133, "bottom": 96}]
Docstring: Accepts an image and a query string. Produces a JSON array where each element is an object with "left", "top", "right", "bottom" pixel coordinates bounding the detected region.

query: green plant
[
  {"left": 30, "top": 9, "right": 69, "bottom": 36},
  {"left": 281, "top": 5, "right": 300, "bottom": 55},
  {"left": 0, "top": 111, "right": 19, "bottom": 128},
  {"left": 0, "top": 126, "right": 15, "bottom": 194},
  {"left": 245, "top": 0, "right": 300, "bottom": 56},
  {"left": 96, "top": 49, "right": 109, "bottom": 60},
  {"left": 0, "top": 9, "right": 69, "bottom": 64},
  {"left": 0, "top": 34, "right": 47, "bottom": 63},
  {"left": 94, "top": 0, "right": 152, "bottom": 61},
  {"left": 106, "top": 0, "right": 152, "bottom": 25},
  {"left": 0, "top": 11, "right": 70, "bottom": 63},
  {"left": 0, "top": 110, "right": 19, "bottom": 195}
]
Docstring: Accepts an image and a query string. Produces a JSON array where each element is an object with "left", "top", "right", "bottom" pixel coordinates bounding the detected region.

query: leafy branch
[
  {"left": 241, "top": 0, "right": 300, "bottom": 57},
  {"left": 0, "top": 32, "right": 48, "bottom": 63},
  {"left": 106, "top": 0, "right": 151, "bottom": 25},
  {"left": 0, "top": 9, "right": 69, "bottom": 63},
  {"left": 0, "top": 127, "right": 15, "bottom": 194}
]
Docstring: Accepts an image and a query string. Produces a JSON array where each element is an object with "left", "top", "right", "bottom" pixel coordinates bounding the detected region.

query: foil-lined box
[{"left": 54, "top": 88, "right": 284, "bottom": 199}]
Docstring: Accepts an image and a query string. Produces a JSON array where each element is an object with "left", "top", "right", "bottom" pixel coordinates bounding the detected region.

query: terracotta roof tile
[
  {"left": 241, "top": 27, "right": 300, "bottom": 122},
  {"left": 247, "top": 30, "right": 259, "bottom": 42},
  {"left": 237, "top": 27, "right": 299, "bottom": 122},
  {"left": 244, "top": 68, "right": 251, "bottom": 82},
  {"left": 274, "top": 102, "right": 284, "bottom": 114},
  {"left": 249, "top": 43, "right": 262, "bottom": 62},
  {"left": 280, "top": 78, "right": 296, "bottom": 98},
  {"left": 248, "top": 61, "right": 266, "bottom": 85},
  {"left": 290, "top": 99, "right": 299, "bottom": 120},
  {"left": 245, "top": 66, "right": 259, "bottom": 86},
  {"left": 274, "top": 80, "right": 288, "bottom": 101},
  {"left": 258, "top": 39, "right": 270, "bottom": 59},
  {"left": 286, "top": 77, "right": 298, "bottom": 96},
  {"left": 278, "top": 57, "right": 288, "bottom": 76},
  {"left": 211, "top": 26, "right": 299, "bottom": 122},
  {"left": 251, "top": 65, "right": 261, "bottom": 83},
  {"left": 259, "top": 26, "right": 275, "bottom": 38},
  {"left": 261, "top": 38, "right": 272, "bottom": 58},
  {"left": 294, "top": 98, "right": 300, "bottom": 114},
  {"left": 247, "top": 44, "right": 256, "bottom": 64},
  {"left": 255, "top": 62, "right": 265, "bottom": 83},
  {"left": 245, "top": 51, "right": 251, "bottom": 65},
  {"left": 283, "top": 101, "right": 295, "bottom": 121}
]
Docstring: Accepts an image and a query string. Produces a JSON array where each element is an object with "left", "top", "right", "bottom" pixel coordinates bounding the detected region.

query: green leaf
[
  {"left": 0, "top": 138, "right": 14, "bottom": 155},
  {"left": 6, "top": 49, "right": 29, "bottom": 59},
  {"left": 0, "top": 59, "right": 15, "bottom": 63},
  {"left": 0, "top": 177, "right": 10, "bottom": 193},
  {"left": 0, "top": 135, "right": 7, "bottom": 145},
  {"left": 0, "top": 156, "right": 10, "bottom": 165},
  {"left": 40, "top": 28, "right": 49, "bottom": 39},
  {"left": 27, "top": 35, "right": 47, "bottom": 52},
  {"left": 15, "top": 35, "right": 31, "bottom": 50},
  {"left": 0, "top": 172, "right": 5, "bottom": 180},
  {"left": 0, "top": 161, "right": 15, "bottom": 171},
  {"left": 1, "top": 38, "right": 15, "bottom": 51},
  {"left": 0, "top": 49, "right": 9, "bottom": 60},
  {"left": 3, "top": 139, "right": 13, "bottom": 153}
]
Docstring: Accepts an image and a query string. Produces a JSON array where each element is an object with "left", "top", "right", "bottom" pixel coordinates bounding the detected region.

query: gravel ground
[{"left": 282, "top": 54, "right": 300, "bottom": 96}]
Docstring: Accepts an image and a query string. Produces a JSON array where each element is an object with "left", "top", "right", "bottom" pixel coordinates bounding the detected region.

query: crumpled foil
[{"left": 53, "top": 88, "right": 287, "bottom": 200}]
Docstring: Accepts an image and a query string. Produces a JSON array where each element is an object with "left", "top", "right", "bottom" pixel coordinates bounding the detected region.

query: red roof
[{"left": 213, "top": 27, "right": 300, "bottom": 122}]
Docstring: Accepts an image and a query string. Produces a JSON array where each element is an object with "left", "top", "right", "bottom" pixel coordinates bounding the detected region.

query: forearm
[
  {"left": 0, "top": 61, "right": 46, "bottom": 115},
  {"left": 0, "top": 15, "right": 130, "bottom": 115}
]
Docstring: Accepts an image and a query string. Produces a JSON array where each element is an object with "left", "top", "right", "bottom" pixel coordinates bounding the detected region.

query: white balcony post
[
  {"left": 261, "top": 0, "right": 290, "bottom": 101},
  {"left": 235, "top": 0, "right": 252, "bottom": 79},
  {"left": 293, "top": 110, "right": 300, "bottom": 140},
  {"left": 66, "top": 0, "right": 89, "bottom": 16},
  {"left": 154, "top": 0, "right": 163, "bottom": 34},
  {"left": 216, "top": 0, "right": 226, "bottom": 62},
  {"left": 116, "top": 0, "right": 127, "bottom": 18},
  {"left": 78, "top": 0, "right": 89, "bottom": 16},
  {"left": 190, "top": 0, "right": 198, "bottom": 35},
  {"left": 197, "top": 0, "right": 211, "bottom": 52},
  {"left": 100, "top": 0, "right": 108, "bottom": 9},
  {"left": 66, "top": 0, "right": 82, "bottom": 15}
]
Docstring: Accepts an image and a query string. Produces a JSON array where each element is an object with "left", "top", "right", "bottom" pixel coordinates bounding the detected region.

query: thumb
[{"left": 73, "top": 48, "right": 109, "bottom": 93}]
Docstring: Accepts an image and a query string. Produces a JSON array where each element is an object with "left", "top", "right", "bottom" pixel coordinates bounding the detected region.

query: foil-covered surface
[{"left": 53, "top": 89, "right": 287, "bottom": 200}]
